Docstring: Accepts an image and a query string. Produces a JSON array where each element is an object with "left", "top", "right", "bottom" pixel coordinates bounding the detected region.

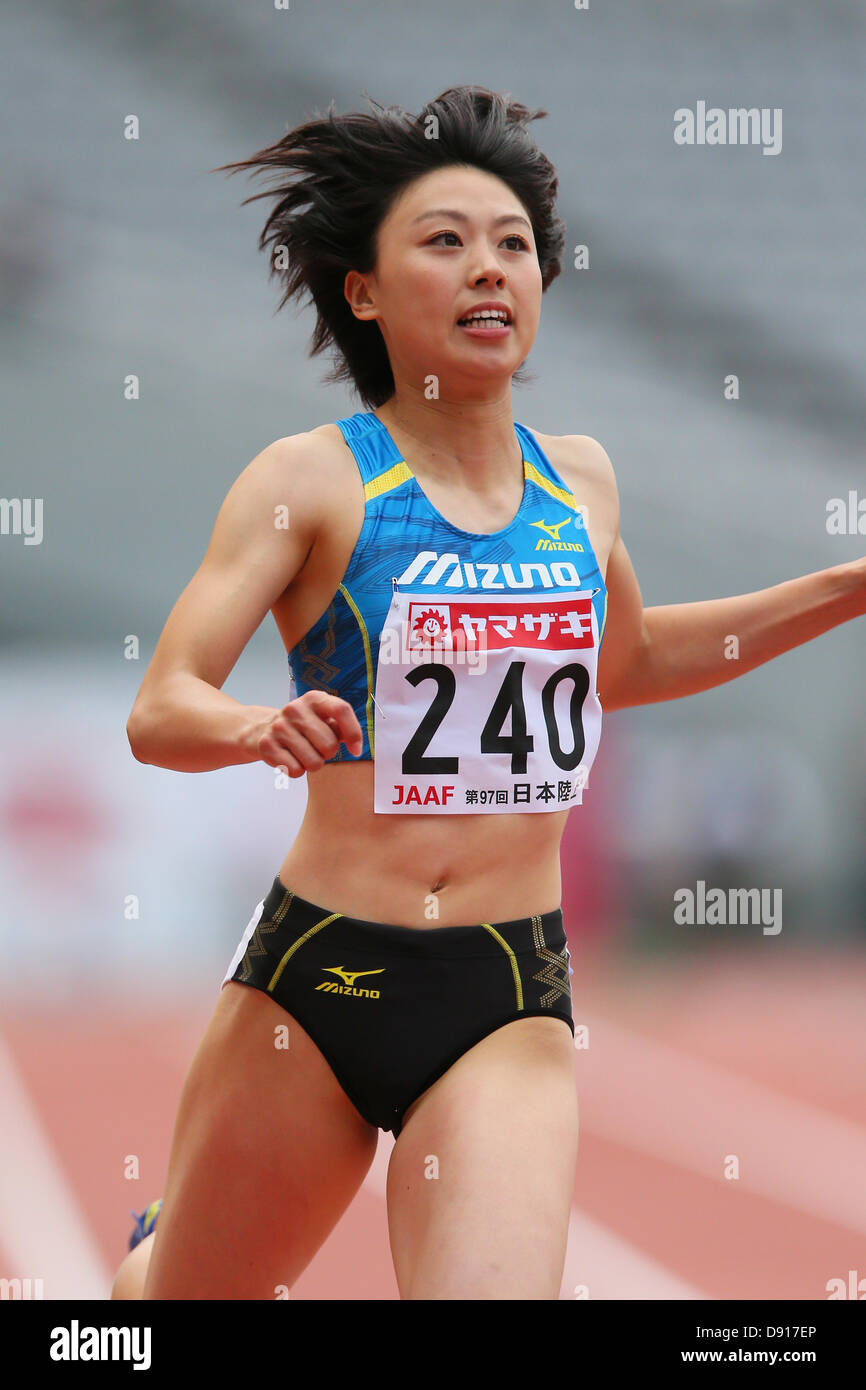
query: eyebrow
[{"left": 411, "top": 207, "right": 532, "bottom": 231}]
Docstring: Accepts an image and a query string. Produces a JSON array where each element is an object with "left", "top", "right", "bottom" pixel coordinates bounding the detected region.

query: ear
[{"left": 344, "top": 269, "right": 378, "bottom": 322}]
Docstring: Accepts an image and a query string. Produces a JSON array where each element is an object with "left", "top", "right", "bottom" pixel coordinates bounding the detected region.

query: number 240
[{"left": 401, "top": 660, "right": 589, "bottom": 776}]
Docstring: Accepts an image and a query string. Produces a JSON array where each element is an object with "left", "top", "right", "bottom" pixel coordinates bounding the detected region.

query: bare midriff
[{"left": 278, "top": 764, "right": 569, "bottom": 928}]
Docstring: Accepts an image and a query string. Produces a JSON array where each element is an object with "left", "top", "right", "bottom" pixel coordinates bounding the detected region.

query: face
[{"left": 345, "top": 164, "right": 542, "bottom": 395}]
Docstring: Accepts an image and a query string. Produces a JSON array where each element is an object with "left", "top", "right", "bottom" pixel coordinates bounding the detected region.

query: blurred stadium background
[{"left": 1, "top": 0, "right": 864, "bottom": 1299}]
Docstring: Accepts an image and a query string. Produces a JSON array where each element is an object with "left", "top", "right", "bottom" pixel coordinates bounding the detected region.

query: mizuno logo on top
[{"left": 395, "top": 552, "right": 585, "bottom": 589}]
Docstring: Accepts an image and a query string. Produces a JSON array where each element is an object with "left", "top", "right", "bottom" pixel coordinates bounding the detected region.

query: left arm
[
  {"left": 599, "top": 541, "right": 866, "bottom": 711},
  {"left": 559, "top": 433, "right": 866, "bottom": 711}
]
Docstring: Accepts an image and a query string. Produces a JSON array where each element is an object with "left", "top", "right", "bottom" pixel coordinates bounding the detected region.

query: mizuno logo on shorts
[{"left": 316, "top": 964, "right": 386, "bottom": 999}]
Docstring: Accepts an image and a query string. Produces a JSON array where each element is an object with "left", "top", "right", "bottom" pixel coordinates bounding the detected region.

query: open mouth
[{"left": 456, "top": 310, "right": 512, "bottom": 333}]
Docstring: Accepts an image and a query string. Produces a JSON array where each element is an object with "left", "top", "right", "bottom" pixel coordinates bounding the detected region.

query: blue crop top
[{"left": 286, "top": 410, "right": 608, "bottom": 763}]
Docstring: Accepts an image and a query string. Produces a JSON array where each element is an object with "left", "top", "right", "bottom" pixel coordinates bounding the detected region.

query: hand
[{"left": 255, "top": 691, "right": 364, "bottom": 776}]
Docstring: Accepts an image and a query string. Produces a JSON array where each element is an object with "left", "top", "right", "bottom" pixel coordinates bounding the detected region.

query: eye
[{"left": 427, "top": 231, "right": 530, "bottom": 250}]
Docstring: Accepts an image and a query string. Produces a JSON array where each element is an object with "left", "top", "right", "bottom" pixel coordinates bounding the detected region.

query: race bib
[{"left": 373, "top": 585, "right": 603, "bottom": 814}]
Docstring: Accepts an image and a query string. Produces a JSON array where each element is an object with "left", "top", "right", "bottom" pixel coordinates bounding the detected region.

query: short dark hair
[{"left": 213, "top": 86, "right": 566, "bottom": 409}]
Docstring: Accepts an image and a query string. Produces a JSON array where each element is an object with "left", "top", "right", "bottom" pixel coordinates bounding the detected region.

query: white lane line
[
  {"left": 576, "top": 1016, "right": 866, "bottom": 1234},
  {"left": 0, "top": 1034, "right": 111, "bottom": 1299},
  {"left": 365, "top": 1132, "right": 708, "bottom": 1300},
  {"left": 559, "top": 1209, "right": 708, "bottom": 1301}
]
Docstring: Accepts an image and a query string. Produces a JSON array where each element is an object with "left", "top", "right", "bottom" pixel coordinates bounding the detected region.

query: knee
[{"left": 110, "top": 1235, "right": 154, "bottom": 1300}]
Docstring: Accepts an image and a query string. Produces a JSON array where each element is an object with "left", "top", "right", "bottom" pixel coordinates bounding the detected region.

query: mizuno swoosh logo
[
  {"left": 322, "top": 965, "right": 387, "bottom": 987},
  {"left": 530, "top": 516, "right": 572, "bottom": 540}
]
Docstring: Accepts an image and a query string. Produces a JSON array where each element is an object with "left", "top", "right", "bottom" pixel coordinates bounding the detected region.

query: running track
[{"left": 1, "top": 949, "right": 864, "bottom": 1300}]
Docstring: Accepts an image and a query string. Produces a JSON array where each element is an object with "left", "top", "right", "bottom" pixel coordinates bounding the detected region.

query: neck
[{"left": 373, "top": 390, "right": 521, "bottom": 492}]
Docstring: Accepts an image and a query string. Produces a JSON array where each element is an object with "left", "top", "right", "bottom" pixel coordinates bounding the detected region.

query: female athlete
[{"left": 115, "top": 86, "right": 865, "bottom": 1300}]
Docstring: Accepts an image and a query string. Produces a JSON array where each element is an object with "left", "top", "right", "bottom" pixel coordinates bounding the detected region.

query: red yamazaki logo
[
  {"left": 409, "top": 605, "right": 451, "bottom": 646},
  {"left": 406, "top": 597, "right": 594, "bottom": 651}
]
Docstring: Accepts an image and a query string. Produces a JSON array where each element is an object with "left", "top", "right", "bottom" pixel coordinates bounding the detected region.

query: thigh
[
  {"left": 143, "top": 981, "right": 379, "bottom": 1299},
  {"left": 386, "top": 1015, "right": 579, "bottom": 1300}
]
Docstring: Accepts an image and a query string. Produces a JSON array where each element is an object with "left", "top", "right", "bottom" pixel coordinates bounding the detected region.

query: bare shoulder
[
  {"left": 307, "top": 420, "right": 352, "bottom": 450},
  {"left": 247, "top": 423, "right": 354, "bottom": 513},
  {"left": 525, "top": 428, "right": 620, "bottom": 576},
  {"left": 528, "top": 428, "right": 618, "bottom": 502},
  {"left": 265, "top": 422, "right": 350, "bottom": 478}
]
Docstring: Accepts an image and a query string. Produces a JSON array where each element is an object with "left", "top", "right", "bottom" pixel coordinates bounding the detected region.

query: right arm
[{"left": 125, "top": 433, "right": 362, "bottom": 773}]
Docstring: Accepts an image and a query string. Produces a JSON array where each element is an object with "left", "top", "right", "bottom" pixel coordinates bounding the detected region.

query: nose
[
  {"left": 471, "top": 265, "right": 506, "bottom": 287},
  {"left": 468, "top": 253, "right": 507, "bottom": 288}
]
